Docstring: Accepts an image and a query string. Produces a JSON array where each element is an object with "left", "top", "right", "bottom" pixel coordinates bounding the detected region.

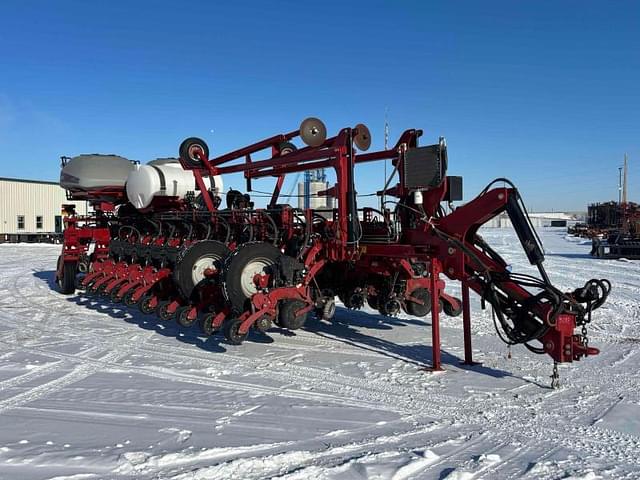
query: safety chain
[
  {"left": 581, "top": 300, "right": 592, "bottom": 350},
  {"left": 582, "top": 324, "right": 589, "bottom": 350},
  {"left": 551, "top": 361, "right": 560, "bottom": 389}
]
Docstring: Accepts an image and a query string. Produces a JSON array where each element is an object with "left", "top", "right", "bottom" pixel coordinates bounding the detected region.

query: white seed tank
[{"left": 126, "top": 158, "right": 223, "bottom": 209}]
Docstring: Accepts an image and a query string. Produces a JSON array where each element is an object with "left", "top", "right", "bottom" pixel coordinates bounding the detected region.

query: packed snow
[{"left": 0, "top": 228, "right": 639, "bottom": 480}]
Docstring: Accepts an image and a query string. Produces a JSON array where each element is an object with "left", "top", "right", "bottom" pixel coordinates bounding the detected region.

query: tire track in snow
[{"left": 0, "top": 337, "right": 145, "bottom": 413}]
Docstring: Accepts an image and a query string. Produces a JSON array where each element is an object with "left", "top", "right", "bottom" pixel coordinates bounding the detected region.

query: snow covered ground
[{"left": 0, "top": 228, "right": 639, "bottom": 480}]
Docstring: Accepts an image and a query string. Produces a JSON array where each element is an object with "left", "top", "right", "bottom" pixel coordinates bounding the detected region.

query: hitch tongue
[{"left": 572, "top": 335, "right": 600, "bottom": 359}]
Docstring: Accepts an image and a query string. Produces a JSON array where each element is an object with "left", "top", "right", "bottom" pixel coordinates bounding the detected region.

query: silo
[{"left": 297, "top": 181, "right": 331, "bottom": 209}]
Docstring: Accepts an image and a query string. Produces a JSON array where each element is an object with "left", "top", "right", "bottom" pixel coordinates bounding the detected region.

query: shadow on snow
[{"left": 34, "top": 269, "right": 511, "bottom": 379}]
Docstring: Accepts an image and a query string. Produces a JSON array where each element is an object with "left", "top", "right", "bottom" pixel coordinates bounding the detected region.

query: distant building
[
  {"left": 483, "top": 211, "right": 585, "bottom": 229},
  {"left": 297, "top": 169, "right": 333, "bottom": 210},
  {"left": 0, "top": 177, "right": 88, "bottom": 242}
]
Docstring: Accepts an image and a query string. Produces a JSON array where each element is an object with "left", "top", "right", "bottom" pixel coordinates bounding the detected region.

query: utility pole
[
  {"left": 618, "top": 166, "right": 623, "bottom": 205},
  {"left": 382, "top": 108, "right": 389, "bottom": 211},
  {"left": 623, "top": 153, "right": 628, "bottom": 205}
]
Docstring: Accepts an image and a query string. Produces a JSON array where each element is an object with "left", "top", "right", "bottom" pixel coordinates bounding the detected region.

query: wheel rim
[
  {"left": 192, "top": 254, "right": 222, "bottom": 286},
  {"left": 239, "top": 257, "right": 272, "bottom": 298}
]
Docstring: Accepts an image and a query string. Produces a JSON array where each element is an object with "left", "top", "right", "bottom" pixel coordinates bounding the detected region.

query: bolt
[
  {"left": 448, "top": 247, "right": 455, "bottom": 255},
  {"left": 448, "top": 267, "right": 454, "bottom": 275},
  {"left": 498, "top": 193, "right": 504, "bottom": 200}
]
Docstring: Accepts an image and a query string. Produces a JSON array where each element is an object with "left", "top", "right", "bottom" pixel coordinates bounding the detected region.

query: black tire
[
  {"left": 176, "top": 306, "right": 197, "bottom": 328},
  {"left": 139, "top": 293, "right": 156, "bottom": 314},
  {"left": 343, "top": 288, "right": 365, "bottom": 310},
  {"left": 278, "top": 300, "right": 308, "bottom": 330},
  {"left": 443, "top": 298, "right": 463, "bottom": 317},
  {"left": 95, "top": 282, "right": 108, "bottom": 295},
  {"left": 174, "top": 240, "right": 230, "bottom": 301},
  {"left": 367, "top": 294, "right": 379, "bottom": 310},
  {"left": 405, "top": 288, "right": 432, "bottom": 317},
  {"left": 123, "top": 289, "right": 138, "bottom": 307},
  {"left": 179, "top": 137, "right": 209, "bottom": 168},
  {"left": 156, "top": 300, "right": 175, "bottom": 321},
  {"left": 200, "top": 313, "right": 217, "bottom": 336},
  {"left": 223, "top": 318, "right": 247, "bottom": 345},
  {"left": 278, "top": 142, "right": 297, "bottom": 156},
  {"left": 56, "top": 256, "right": 77, "bottom": 295},
  {"left": 110, "top": 286, "right": 123, "bottom": 303},
  {"left": 254, "top": 315, "right": 273, "bottom": 333},
  {"left": 222, "top": 242, "right": 282, "bottom": 314}
]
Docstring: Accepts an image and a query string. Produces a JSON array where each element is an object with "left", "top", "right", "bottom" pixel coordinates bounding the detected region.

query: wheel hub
[
  {"left": 239, "top": 258, "right": 271, "bottom": 298},
  {"left": 191, "top": 254, "right": 221, "bottom": 285}
]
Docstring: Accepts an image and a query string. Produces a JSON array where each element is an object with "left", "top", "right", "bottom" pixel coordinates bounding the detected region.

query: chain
[
  {"left": 550, "top": 361, "right": 560, "bottom": 389},
  {"left": 582, "top": 324, "right": 589, "bottom": 350}
]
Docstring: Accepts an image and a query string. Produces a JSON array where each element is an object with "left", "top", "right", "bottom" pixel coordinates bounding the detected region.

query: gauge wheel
[
  {"left": 404, "top": 288, "right": 432, "bottom": 317},
  {"left": 223, "top": 318, "right": 248, "bottom": 345}
]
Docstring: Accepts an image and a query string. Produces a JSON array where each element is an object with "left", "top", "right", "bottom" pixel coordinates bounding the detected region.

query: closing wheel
[
  {"left": 123, "top": 289, "right": 139, "bottom": 307},
  {"left": 367, "top": 294, "right": 379, "bottom": 310},
  {"left": 278, "top": 300, "right": 308, "bottom": 330},
  {"left": 443, "top": 297, "right": 463, "bottom": 317},
  {"left": 110, "top": 286, "right": 123, "bottom": 303},
  {"left": 405, "top": 288, "right": 432, "bottom": 317},
  {"left": 176, "top": 306, "right": 197, "bottom": 328},
  {"left": 156, "top": 300, "right": 176, "bottom": 321},
  {"left": 174, "top": 240, "right": 230, "bottom": 301},
  {"left": 254, "top": 315, "right": 273, "bottom": 333},
  {"left": 200, "top": 313, "right": 217, "bottom": 336},
  {"left": 139, "top": 292, "right": 156, "bottom": 314},
  {"left": 222, "top": 242, "right": 282, "bottom": 314},
  {"left": 56, "top": 256, "right": 77, "bottom": 295},
  {"left": 223, "top": 318, "right": 248, "bottom": 345},
  {"left": 179, "top": 137, "right": 209, "bottom": 168}
]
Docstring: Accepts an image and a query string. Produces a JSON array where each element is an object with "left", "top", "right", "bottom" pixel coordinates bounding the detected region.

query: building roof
[{"left": 0, "top": 177, "right": 59, "bottom": 186}]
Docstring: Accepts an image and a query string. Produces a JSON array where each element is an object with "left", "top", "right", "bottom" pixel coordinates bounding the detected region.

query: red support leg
[{"left": 428, "top": 259, "right": 443, "bottom": 371}]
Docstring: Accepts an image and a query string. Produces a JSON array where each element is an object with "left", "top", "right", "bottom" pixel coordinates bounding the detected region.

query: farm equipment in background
[
  {"left": 587, "top": 201, "right": 640, "bottom": 259},
  {"left": 55, "top": 117, "right": 610, "bottom": 386}
]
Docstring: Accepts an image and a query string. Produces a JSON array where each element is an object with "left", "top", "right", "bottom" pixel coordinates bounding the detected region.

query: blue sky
[{"left": 0, "top": 0, "right": 638, "bottom": 211}]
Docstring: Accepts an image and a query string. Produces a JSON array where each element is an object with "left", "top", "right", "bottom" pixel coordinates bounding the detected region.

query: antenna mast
[
  {"left": 382, "top": 108, "right": 389, "bottom": 210},
  {"left": 623, "top": 153, "right": 628, "bottom": 205}
]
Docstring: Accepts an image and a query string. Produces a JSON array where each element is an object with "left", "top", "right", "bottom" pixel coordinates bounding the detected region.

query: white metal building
[
  {"left": 482, "top": 211, "right": 585, "bottom": 229},
  {"left": 0, "top": 177, "right": 88, "bottom": 242}
]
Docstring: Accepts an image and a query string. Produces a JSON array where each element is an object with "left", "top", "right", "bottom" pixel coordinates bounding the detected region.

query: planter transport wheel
[
  {"left": 56, "top": 256, "right": 77, "bottom": 295},
  {"left": 222, "top": 242, "right": 281, "bottom": 314},
  {"left": 174, "top": 240, "right": 230, "bottom": 301}
]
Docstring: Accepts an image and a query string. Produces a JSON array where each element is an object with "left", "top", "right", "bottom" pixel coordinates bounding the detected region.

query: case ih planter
[{"left": 55, "top": 118, "right": 610, "bottom": 386}]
